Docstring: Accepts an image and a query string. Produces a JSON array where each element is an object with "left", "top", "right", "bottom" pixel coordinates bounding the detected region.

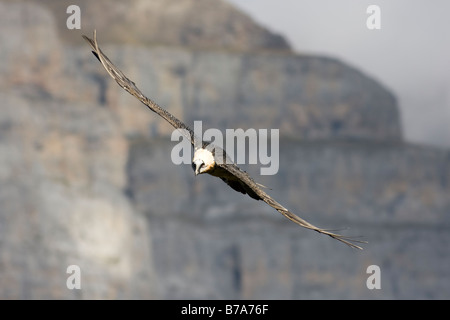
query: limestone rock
[
  {"left": 14, "top": 0, "right": 291, "bottom": 52},
  {"left": 0, "top": 2, "right": 158, "bottom": 299}
]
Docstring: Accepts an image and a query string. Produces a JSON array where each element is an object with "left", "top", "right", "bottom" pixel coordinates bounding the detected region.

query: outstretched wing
[
  {"left": 82, "top": 31, "right": 198, "bottom": 146},
  {"left": 216, "top": 162, "right": 366, "bottom": 250}
]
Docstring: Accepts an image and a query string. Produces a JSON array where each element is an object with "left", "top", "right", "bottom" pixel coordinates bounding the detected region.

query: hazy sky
[{"left": 228, "top": 0, "right": 450, "bottom": 148}]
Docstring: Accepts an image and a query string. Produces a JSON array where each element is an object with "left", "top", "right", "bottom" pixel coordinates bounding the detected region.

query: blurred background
[{"left": 0, "top": 0, "right": 448, "bottom": 299}]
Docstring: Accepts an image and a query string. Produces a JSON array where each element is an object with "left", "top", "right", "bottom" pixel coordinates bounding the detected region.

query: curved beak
[{"left": 193, "top": 160, "right": 203, "bottom": 176}]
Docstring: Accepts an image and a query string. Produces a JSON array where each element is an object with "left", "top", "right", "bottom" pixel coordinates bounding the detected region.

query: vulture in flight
[{"left": 83, "top": 31, "right": 365, "bottom": 249}]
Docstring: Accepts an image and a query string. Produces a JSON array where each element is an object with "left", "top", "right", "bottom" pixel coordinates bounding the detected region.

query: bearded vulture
[{"left": 83, "top": 31, "right": 365, "bottom": 249}]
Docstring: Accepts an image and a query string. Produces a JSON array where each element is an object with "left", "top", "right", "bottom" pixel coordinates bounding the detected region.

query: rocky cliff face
[
  {"left": 0, "top": 1, "right": 448, "bottom": 299},
  {"left": 0, "top": 2, "right": 158, "bottom": 299},
  {"left": 127, "top": 139, "right": 450, "bottom": 299},
  {"left": 66, "top": 46, "right": 401, "bottom": 143},
  {"left": 12, "top": 0, "right": 291, "bottom": 51}
]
